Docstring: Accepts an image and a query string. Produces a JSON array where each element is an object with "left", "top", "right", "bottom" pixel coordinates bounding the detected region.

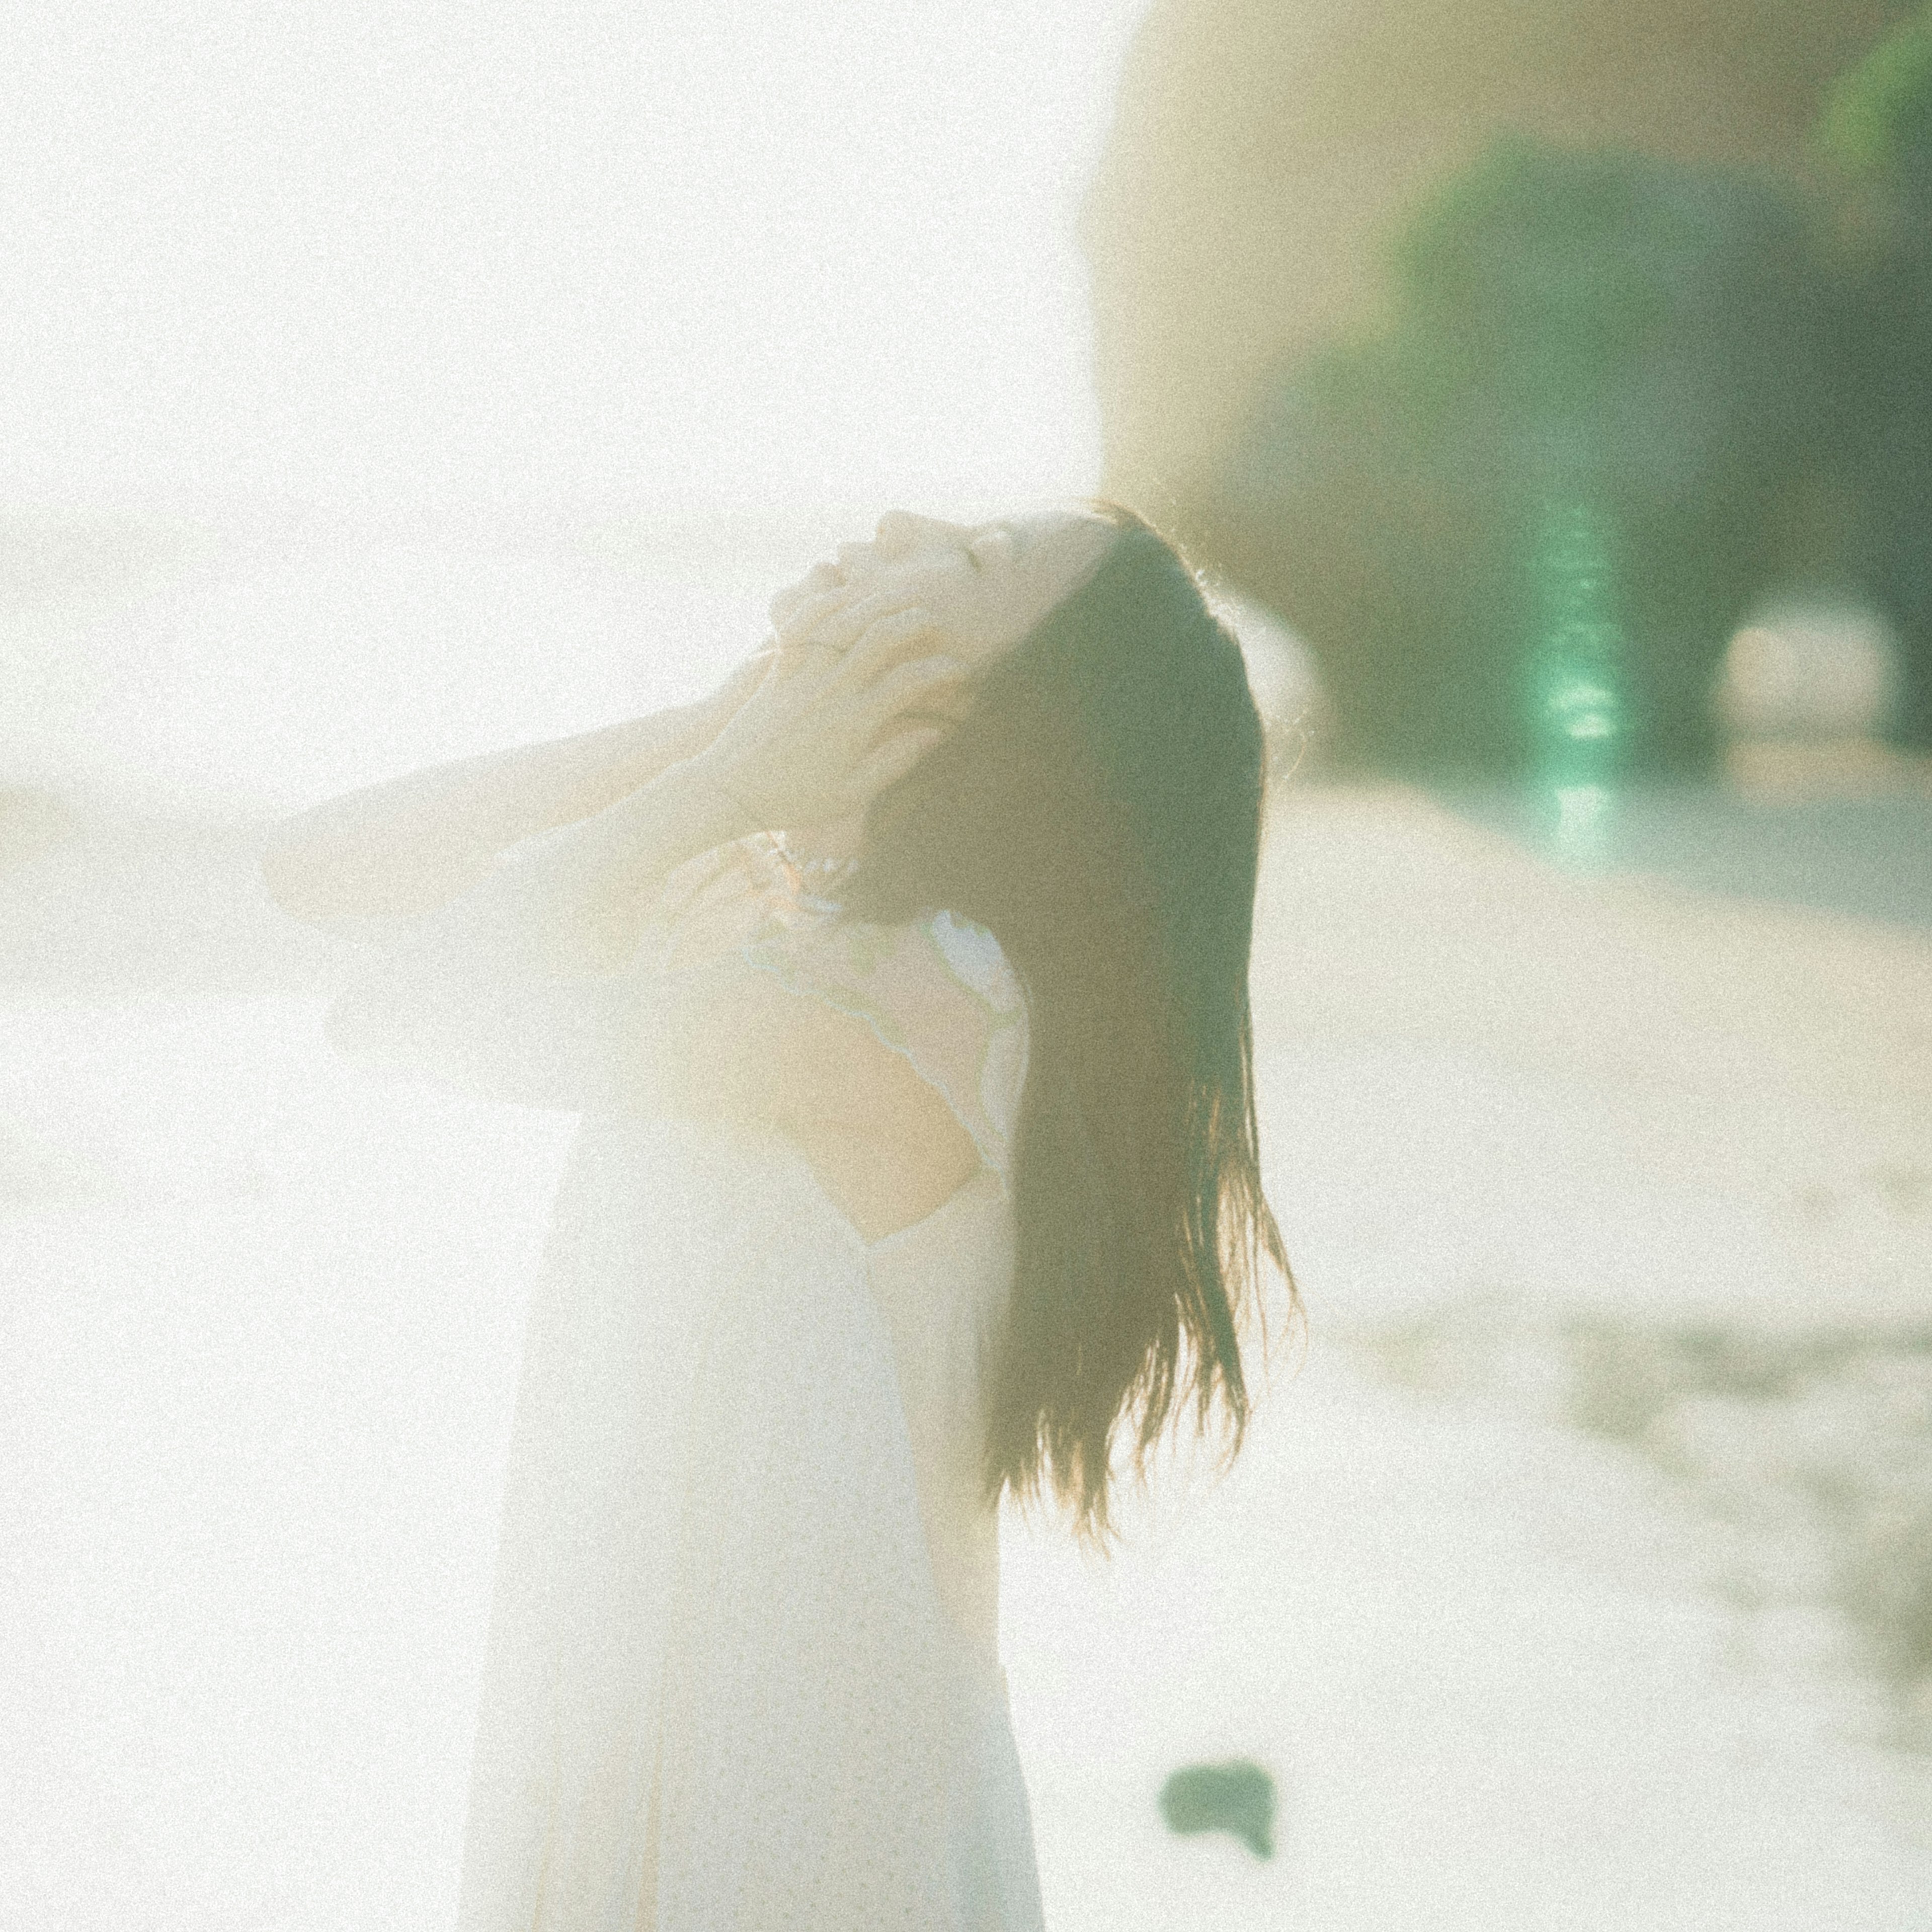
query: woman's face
[{"left": 769, "top": 507, "right": 1117, "bottom": 671}]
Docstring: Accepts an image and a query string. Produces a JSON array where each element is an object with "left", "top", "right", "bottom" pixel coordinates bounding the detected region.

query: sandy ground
[
  {"left": 3, "top": 779, "right": 1931, "bottom": 1928},
  {"left": 1005, "top": 782, "right": 1932, "bottom": 1930}
]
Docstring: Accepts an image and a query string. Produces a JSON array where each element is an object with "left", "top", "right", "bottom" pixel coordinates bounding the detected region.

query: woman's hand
[
  {"left": 769, "top": 561, "right": 977, "bottom": 661},
  {"left": 689, "top": 606, "right": 966, "bottom": 833},
  {"left": 769, "top": 508, "right": 1113, "bottom": 674},
  {"left": 767, "top": 558, "right": 846, "bottom": 637}
]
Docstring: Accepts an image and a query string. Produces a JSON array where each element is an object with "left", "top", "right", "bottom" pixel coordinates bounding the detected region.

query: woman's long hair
[{"left": 838, "top": 507, "right": 1295, "bottom": 1546}]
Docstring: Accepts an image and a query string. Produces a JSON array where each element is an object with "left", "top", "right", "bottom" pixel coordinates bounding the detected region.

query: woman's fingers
[
  {"left": 848, "top": 726, "right": 946, "bottom": 800},
  {"left": 784, "top": 582, "right": 926, "bottom": 657},
  {"left": 770, "top": 634, "right": 843, "bottom": 678},
  {"left": 857, "top": 654, "right": 968, "bottom": 734},
  {"left": 771, "top": 580, "right": 869, "bottom": 646},
  {"left": 838, "top": 603, "right": 949, "bottom": 682},
  {"left": 767, "top": 561, "right": 844, "bottom": 631},
  {"left": 700, "top": 592, "right": 959, "bottom": 826}
]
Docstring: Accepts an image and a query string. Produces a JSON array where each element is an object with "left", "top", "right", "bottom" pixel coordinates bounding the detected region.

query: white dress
[{"left": 312, "top": 828, "right": 1045, "bottom": 1931}]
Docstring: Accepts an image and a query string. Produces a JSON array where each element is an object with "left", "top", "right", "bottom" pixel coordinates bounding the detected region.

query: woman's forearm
[
  {"left": 262, "top": 701, "right": 711, "bottom": 922},
  {"left": 319, "top": 752, "right": 755, "bottom": 1093},
  {"left": 496, "top": 750, "right": 755, "bottom": 973}
]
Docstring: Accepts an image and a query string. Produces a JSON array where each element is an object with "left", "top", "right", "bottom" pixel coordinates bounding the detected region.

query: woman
[{"left": 262, "top": 502, "right": 1291, "bottom": 1929}]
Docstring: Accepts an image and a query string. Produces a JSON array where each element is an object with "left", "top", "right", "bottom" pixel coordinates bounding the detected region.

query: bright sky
[{"left": 0, "top": 1, "right": 1152, "bottom": 524}]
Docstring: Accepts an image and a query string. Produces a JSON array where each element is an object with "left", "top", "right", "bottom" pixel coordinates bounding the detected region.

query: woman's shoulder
[
  {"left": 648, "top": 833, "right": 1030, "bottom": 1177},
  {"left": 740, "top": 899, "right": 1029, "bottom": 1183}
]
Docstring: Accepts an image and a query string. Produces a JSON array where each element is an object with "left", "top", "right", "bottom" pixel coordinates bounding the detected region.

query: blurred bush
[
  {"left": 1185, "top": 8, "right": 1932, "bottom": 778},
  {"left": 1357, "top": 1294, "right": 1932, "bottom": 1749},
  {"left": 1818, "top": 4, "right": 1932, "bottom": 753},
  {"left": 1206, "top": 138, "right": 1839, "bottom": 778}
]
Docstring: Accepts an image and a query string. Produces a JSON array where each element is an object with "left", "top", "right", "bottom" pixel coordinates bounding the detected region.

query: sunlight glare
[{"left": 0, "top": 2, "right": 1155, "bottom": 524}]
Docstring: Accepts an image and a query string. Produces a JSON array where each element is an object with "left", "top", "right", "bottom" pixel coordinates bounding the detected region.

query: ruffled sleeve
[
  {"left": 297, "top": 831, "right": 766, "bottom": 1114},
  {"left": 284, "top": 820, "right": 1032, "bottom": 1158}
]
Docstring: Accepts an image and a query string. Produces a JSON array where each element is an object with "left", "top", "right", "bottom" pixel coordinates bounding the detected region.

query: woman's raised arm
[
  {"left": 481, "top": 606, "right": 956, "bottom": 973},
  {"left": 302, "top": 602, "right": 963, "bottom": 1107},
  {"left": 261, "top": 655, "right": 771, "bottom": 924}
]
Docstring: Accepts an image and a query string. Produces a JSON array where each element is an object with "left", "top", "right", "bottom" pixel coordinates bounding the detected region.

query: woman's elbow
[{"left": 258, "top": 818, "right": 482, "bottom": 923}]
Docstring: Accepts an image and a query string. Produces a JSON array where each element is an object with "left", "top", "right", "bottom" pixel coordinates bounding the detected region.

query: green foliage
[
  {"left": 1216, "top": 138, "right": 1828, "bottom": 776},
  {"left": 1393, "top": 138, "right": 1735, "bottom": 431},
  {"left": 1817, "top": 10, "right": 1932, "bottom": 750},
  {"left": 1816, "top": 6, "right": 1932, "bottom": 178}
]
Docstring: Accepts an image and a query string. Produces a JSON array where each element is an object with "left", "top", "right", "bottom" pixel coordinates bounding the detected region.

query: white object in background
[{"left": 1715, "top": 600, "right": 1899, "bottom": 744}]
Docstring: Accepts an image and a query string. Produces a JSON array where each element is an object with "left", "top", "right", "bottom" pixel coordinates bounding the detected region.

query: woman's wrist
[{"left": 600, "top": 702, "right": 707, "bottom": 792}]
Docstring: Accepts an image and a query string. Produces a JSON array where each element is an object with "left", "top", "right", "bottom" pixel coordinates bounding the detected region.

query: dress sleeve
[
  {"left": 287, "top": 817, "right": 1033, "bottom": 1149},
  {"left": 298, "top": 830, "right": 766, "bottom": 1114},
  {"left": 736, "top": 903, "right": 1031, "bottom": 1189}
]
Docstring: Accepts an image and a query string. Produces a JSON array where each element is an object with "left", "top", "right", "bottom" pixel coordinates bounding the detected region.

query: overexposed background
[
  {"left": 2, "top": 0, "right": 1145, "bottom": 816},
  {"left": 6, "top": 5, "right": 1932, "bottom": 1929}
]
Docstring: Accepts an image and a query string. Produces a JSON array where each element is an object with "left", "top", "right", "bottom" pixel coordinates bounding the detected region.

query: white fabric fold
[
  {"left": 454, "top": 1119, "right": 1043, "bottom": 1932},
  {"left": 278, "top": 824, "right": 1046, "bottom": 1927},
  {"left": 307, "top": 825, "right": 677, "bottom": 1113}
]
